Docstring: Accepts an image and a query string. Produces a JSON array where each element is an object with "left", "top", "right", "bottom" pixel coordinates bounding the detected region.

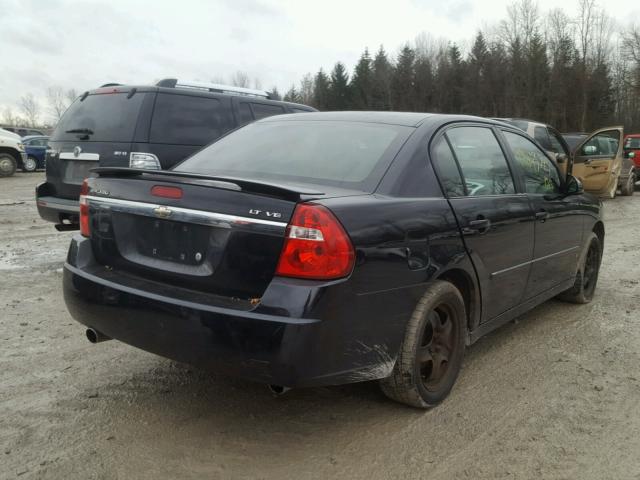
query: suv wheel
[
  {"left": 557, "top": 232, "right": 602, "bottom": 304},
  {"left": 23, "top": 156, "right": 37, "bottom": 173},
  {"left": 620, "top": 173, "right": 635, "bottom": 196},
  {"left": 380, "top": 280, "right": 466, "bottom": 408},
  {"left": 0, "top": 153, "right": 17, "bottom": 177}
]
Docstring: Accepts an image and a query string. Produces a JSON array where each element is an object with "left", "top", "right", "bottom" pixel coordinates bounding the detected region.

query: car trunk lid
[{"left": 84, "top": 169, "right": 351, "bottom": 300}]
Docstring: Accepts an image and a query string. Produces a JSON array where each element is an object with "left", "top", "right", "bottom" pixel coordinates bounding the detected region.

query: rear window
[
  {"left": 174, "top": 120, "right": 412, "bottom": 191},
  {"left": 250, "top": 103, "right": 285, "bottom": 120},
  {"left": 51, "top": 92, "right": 146, "bottom": 142},
  {"left": 150, "top": 93, "right": 234, "bottom": 146}
]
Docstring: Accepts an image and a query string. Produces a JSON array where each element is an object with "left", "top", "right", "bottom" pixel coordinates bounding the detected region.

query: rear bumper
[
  {"left": 36, "top": 182, "right": 79, "bottom": 225},
  {"left": 63, "top": 235, "right": 408, "bottom": 388}
]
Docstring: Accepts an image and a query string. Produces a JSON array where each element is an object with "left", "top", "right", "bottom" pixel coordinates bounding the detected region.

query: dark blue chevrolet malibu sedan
[{"left": 63, "top": 112, "right": 603, "bottom": 408}]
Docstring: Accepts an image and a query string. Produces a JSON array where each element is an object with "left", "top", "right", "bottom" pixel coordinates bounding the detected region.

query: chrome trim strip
[
  {"left": 84, "top": 195, "right": 288, "bottom": 231},
  {"left": 60, "top": 152, "right": 100, "bottom": 161},
  {"left": 491, "top": 246, "right": 580, "bottom": 278}
]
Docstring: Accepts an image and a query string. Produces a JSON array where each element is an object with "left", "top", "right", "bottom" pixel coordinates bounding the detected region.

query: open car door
[{"left": 571, "top": 126, "right": 624, "bottom": 198}]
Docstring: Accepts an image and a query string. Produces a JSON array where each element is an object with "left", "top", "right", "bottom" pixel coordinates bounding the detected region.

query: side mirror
[
  {"left": 565, "top": 175, "right": 584, "bottom": 195},
  {"left": 583, "top": 145, "right": 597, "bottom": 155},
  {"left": 625, "top": 150, "right": 636, "bottom": 159}
]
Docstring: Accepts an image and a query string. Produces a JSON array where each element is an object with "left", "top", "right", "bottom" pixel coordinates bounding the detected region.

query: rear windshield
[
  {"left": 625, "top": 137, "right": 640, "bottom": 149},
  {"left": 51, "top": 92, "right": 145, "bottom": 142},
  {"left": 174, "top": 120, "right": 413, "bottom": 191}
]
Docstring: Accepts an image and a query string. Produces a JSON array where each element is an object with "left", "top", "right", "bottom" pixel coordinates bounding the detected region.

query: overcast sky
[{"left": 1, "top": 0, "right": 638, "bottom": 123}]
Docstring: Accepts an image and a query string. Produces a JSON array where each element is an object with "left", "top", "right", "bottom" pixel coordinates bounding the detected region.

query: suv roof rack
[{"left": 156, "top": 78, "right": 270, "bottom": 99}]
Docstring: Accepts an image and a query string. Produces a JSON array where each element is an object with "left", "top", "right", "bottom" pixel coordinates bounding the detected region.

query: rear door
[
  {"left": 431, "top": 125, "right": 535, "bottom": 321},
  {"left": 572, "top": 127, "right": 624, "bottom": 196},
  {"left": 500, "top": 129, "right": 583, "bottom": 297},
  {"left": 47, "top": 91, "right": 147, "bottom": 199}
]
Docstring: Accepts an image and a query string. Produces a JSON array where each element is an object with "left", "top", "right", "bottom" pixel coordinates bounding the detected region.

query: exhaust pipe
[
  {"left": 268, "top": 384, "right": 291, "bottom": 396},
  {"left": 86, "top": 328, "right": 111, "bottom": 344}
]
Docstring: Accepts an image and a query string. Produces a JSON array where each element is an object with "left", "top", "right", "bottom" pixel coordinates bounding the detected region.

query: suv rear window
[
  {"left": 175, "top": 120, "right": 413, "bottom": 191},
  {"left": 51, "top": 92, "right": 146, "bottom": 142},
  {"left": 150, "top": 93, "right": 234, "bottom": 146}
]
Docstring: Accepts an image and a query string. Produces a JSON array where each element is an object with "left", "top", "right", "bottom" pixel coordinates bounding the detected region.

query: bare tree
[
  {"left": 500, "top": 0, "right": 540, "bottom": 48},
  {"left": 20, "top": 94, "right": 40, "bottom": 127},
  {"left": 577, "top": 0, "right": 596, "bottom": 130},
  {"left": 545, "top": 8, "right": 574, "bottom": 60},
  {"left": 230, "top": 71, "right": 250, "bottom": 88},
  {"left": 46, "top": 86, "right": 67, "bottom": 122},
  {"left": 2, "top": 107, "right": 17, "bottom": 126},
  {"left": 592, "top": 9, "right": 614, "bottom": 68},
  {"left": 66, "top": 88, "right": 78, "bottom": 105},
  {"left": 298, "top": 73, "right": 314, "bottom": 105}
]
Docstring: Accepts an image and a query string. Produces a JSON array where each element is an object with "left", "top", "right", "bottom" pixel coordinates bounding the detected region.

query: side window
[
  {"left": 534, "top": 126, "right": 552, "bottom": 151},
  {"left": 431, "top": 137, "right": 465, "bottom": 197},
  {"left": 150, "top": 94, "right": 234, "bottom": 146},
  {"left": 446, "top": 127, "right": 515, "bottom": 196},
  {"left": 251, "top": 103, "right": 285, "bottom": 120},
  {"left": 580, "top": 130, "right": 620, "bottom": 157},
  {"left": 503, "top": 131, "right": 561, "bottom": 194},
  {"left": 548, "top": 130, "right": 568, "bottom": 155},
  {"left": 238, "top": 102, "right": 253, "bottom": 126}
]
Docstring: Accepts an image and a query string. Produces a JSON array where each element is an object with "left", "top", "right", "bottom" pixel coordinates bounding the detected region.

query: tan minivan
[{"left": 497, "top": 119, "right": 635, "bottom": 198}]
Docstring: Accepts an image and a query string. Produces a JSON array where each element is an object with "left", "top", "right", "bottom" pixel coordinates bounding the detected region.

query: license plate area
[
  {"left": 136, "top": 217, "right": 210, "bottom": 265},
  {"left": 64, "top": 160, "right": 97, "bottom": 185}
]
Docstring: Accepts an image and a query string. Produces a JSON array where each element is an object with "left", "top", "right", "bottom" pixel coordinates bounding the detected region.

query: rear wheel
[
  {"left": 0, "top": 153, "right": 17, "bottom": 177},
  {"left": 380, "top": 280, "right": 466, "bottom": 408},
  {"left": 22, "top": 156, "right": 37, "bottom": 172},
  {"left": 557, "top": 232, "right": 602, "bottom": 304}
]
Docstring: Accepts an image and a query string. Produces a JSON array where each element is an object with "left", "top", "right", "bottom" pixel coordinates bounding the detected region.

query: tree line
[{"left": 282, "top": 0, "right": 640, "bottom": 133}]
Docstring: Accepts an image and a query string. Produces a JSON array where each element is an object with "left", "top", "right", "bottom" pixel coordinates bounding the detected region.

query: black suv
[{"left": 36, "top": 78, "right": 316, "bottom": 228}]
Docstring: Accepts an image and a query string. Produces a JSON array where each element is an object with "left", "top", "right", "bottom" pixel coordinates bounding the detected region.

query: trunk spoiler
[{"left": 90, "top": 167, "right": 324, "bottom": 201}]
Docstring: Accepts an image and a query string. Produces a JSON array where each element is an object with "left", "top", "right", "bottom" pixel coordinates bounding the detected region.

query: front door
[
  {"left": 572, "top": 127, "right": 624, "bottom": 197},
  {"left": 431, "top": 126, "right": 535, "bottom": 322},
  {"left": 500, "top": 130, "right": 584, "bottom": 298}
]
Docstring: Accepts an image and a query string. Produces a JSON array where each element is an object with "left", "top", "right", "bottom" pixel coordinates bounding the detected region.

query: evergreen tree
[
  {"left": 391, "top": 45, "right": 416, "bottom": 111},
  {"left": 371, "top": 46, "right": 393, "bottom": 110},
  {"left": 350, "top": 48, "right": 373, "bottom": 109},
  {"left": 328, "top": 62, "right": 351, "bottom": 110},
  {"left": 313, "top": 69, "right": 331, "bottom": 110},
  {"left": 283, "top": 85, "right": 302, "bottom": 104}
]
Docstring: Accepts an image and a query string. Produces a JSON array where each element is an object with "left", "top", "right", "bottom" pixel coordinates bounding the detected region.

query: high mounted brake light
[
  {"left": 275, "top": 203, "right": 355, "bottom": 280},
  {"left": 79, "top": 179, "right": 90, "bottom": 237}
]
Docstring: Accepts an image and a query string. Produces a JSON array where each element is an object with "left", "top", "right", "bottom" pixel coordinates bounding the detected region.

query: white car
[{"left": 0, "top": 128, "right": 27, "bottom": 177}]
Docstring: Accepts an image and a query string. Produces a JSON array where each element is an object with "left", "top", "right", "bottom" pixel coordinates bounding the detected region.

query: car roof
[
  {"left": 84, "top": 84, "right": 314, "bottom": 111},
  {"left": 22, "top": 135, "right": 48, "bottom": 140},
  {"left": 258, "top": 111, "right": 506, "bottom": 128}
]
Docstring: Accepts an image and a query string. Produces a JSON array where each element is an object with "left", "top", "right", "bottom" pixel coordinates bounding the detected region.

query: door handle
[
  {"left": 467, "top": 218, "right": 491, "bottom": 233},
  {"left": 535, "top": 210, "right": 548, "bottom": 222}
]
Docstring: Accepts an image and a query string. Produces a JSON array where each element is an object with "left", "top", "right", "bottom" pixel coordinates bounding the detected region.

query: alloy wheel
[{"left": 418, "top": 304, "right": 457, "bottom": 392}]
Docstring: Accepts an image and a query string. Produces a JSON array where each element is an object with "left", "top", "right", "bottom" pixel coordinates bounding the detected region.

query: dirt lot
[{"left": 1, "top": 172, "right": 639, "bottom": 479}]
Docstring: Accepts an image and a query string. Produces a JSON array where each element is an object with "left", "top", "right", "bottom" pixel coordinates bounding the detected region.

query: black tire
[
  {"left": 620, "top": 174, "right": 635, "bottom": 196},
  {"left": 557, "top": 232, "right": 602, "bottom": 304},
  {"left": 22, "top": 156, "right": 37, "bottom": 173},
  {"left": 380, "top": 280, "right": 466, "bottom": 408},
  {"left": 0, "top": 153, "right": 17, "bottom": 177}
]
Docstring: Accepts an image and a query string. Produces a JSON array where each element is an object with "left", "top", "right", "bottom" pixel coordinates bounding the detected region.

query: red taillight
[
  {"left": 151, "top": 185, "right": 183, "bottom": 199},
  {"left": 275, "top": 203, "right": 355, "bottom": 280},
  {"left": 79, "top": 178, "right": 90, "bottom": 237}
]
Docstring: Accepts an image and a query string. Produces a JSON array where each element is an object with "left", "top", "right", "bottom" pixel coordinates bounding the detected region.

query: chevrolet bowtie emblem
[{"left": 153, "top": 206, "right": 172, "bottom": 219}]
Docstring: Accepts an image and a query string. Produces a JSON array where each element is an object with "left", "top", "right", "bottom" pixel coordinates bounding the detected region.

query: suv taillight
[
  {"left": 79, "top": 179, "right": 90, "bottom": 237},
  {"left": 275, "top": 203, "right": 355, "bottom": 280}
]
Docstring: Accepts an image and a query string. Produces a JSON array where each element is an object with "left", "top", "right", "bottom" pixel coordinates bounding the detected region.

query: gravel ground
[{"left": 1, "top": 172, "right": 639, "bottom": 479}]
